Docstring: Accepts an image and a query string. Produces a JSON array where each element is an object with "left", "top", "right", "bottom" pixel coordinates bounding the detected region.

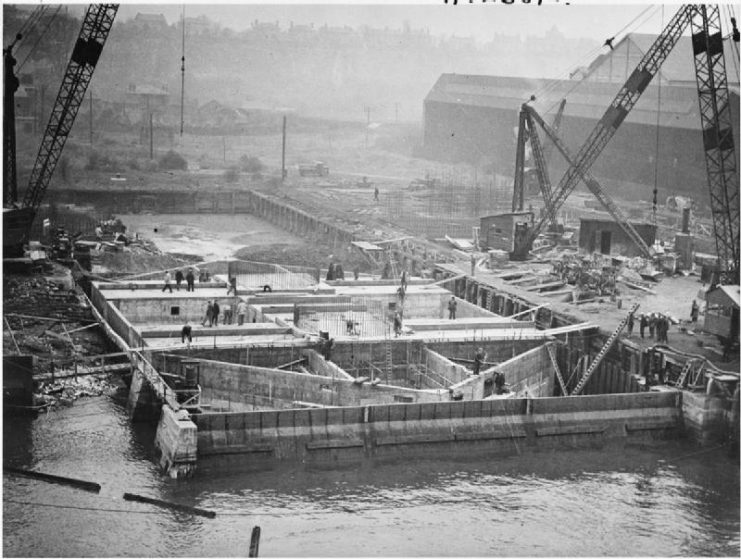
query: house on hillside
[{"left": 133, "top": 13, "right": 168, "bottom": 30}]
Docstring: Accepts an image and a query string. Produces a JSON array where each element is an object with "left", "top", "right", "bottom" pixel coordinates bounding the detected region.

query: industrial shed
[
  {"left": 422, "top": 33, "right": 740, "bottom": 206},
  {"left": 578, "top": 217, "right": 656, "bottom": 258},
  {"left": 704, "top": 285, "right": 740, "bottom": 344}
]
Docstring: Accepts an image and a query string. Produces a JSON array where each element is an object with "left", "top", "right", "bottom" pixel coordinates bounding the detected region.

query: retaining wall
[{"left": 191, "top": 391, "right": 682, "bottom": 464}]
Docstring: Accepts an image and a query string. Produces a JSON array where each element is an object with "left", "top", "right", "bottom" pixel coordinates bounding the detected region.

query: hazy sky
[{"left": 109, "top": 2, "right": 739, "bottom": 43}]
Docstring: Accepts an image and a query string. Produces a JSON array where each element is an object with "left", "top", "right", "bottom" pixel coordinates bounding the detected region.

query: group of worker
[
  {"left": 626, "top": 311, "right": 672, "bottom": 343},
  {"left": 162, "top": 268, "right": 199, "bottom": 293},
  {"left": 200, "top": 299, "right": 249, "bottom": 327}
]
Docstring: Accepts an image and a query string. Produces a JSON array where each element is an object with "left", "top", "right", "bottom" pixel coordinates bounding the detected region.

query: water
[{"left": 4, "top": 392, "right": 739, "bottom": 557}]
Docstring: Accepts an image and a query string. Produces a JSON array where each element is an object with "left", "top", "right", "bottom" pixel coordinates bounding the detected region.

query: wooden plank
[
  {"left": 455, "top": 429, "right": 527, "bottom": 441},
  {"left": 536, "top": 424, "right": 606, "bottom": 437},
  {"left": 123, "top": 493, "right": 216, "bottom": 518},
  {"left": 306, "top": 439, "right": 364, "bottom": 450},
  {"left": 4, "top": 467, "right": 101, "bottom": 493}
]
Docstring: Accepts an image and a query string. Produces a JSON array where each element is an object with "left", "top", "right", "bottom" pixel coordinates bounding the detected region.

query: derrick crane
[
  {"left": 3, "top": 4, "right": 118, "bottom": 256},
  {"left": 511, "top": 98, "right": 565, "bottom": 218},
  {"left": 511, "top": 4, "right": 739, "bottom": 283}
]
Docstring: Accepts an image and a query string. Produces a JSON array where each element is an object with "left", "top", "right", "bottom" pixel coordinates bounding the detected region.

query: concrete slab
[
  {"left": 404, "top": 317, "right": 534, "bottom": 331},
  {"left": 99, "top": 286, "right": 237, "bottom": 300},
  {"left": 143, "top": 333, "right": 300, "bottom": 349},
  {"left": 140, "top": 324, "right": 293, "bottom": 338}
]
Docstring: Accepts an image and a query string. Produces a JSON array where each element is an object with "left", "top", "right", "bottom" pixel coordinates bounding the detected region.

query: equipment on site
[
  {"left": 510, "top": 5, "right": 739, "bottom": 284},
  {"left": 3, "top": 4, "right": 119, "bottom": 257},
  {"left": 298, "top": 161, "right": 330, "bottom": 177}
]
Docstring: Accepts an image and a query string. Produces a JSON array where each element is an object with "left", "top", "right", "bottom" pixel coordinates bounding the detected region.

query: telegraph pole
[
  {"left": 364, "top": 106, "right": 370, "bottom": 149},
  {"left": 89, "top": 88, "right": 93, "bottom": 147},
  {"left": 149, "top": 112, "right": 153, "bottom": 159},
  {"left": 281, "top": 115, "right": 287, "bottom": 182},
  {"left": 180, "top": 5, "right": 185, "bottom": 136}
]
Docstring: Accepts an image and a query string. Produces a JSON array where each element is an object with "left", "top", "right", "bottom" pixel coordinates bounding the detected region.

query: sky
[{"left": 106, "top": 1, "right": 739, "bottom": 43}]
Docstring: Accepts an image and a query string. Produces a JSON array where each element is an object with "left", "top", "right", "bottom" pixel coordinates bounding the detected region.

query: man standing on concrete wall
[
  {"left": 162, "top": 271, "right": 173, "bottom": 293},
  {"left": 448, "top": 296, "right": 457, "bottom": 319},
  {"left": 175, "top": 269, "right": 184, "bottom": 291},
  {"left": 186, "top": 269, "right": 195, "bottom": 292},
  {"left": 212, "top": 301, "right": 221, "bottom": 327},
  {"left": 222, "top": 301, "right": 233, "bottom": 325},
  {"left": 237, "top": 300, "right": 247, "bottom": 325},
  {"left": 202, "top": 301, "right": 214, "bottom": 327},
  {"left": 181, "top": 321, "right": 192, "bottom": 348},
  {"left": 473, "top": 347, "right": 486, "bottom": 375}
]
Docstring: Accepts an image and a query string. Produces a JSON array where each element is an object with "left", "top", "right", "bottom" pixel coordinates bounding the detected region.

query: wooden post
[{"left": 248, "top": 526, "right": 261, "bottom": 557}]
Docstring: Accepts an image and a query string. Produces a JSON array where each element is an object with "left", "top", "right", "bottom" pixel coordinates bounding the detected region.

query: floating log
[
  {"left": 4, "top": 466, "right": 101, "bottom": 493},
  {"left": 122, "top": 492, "right": 216, "bottom": 518}
]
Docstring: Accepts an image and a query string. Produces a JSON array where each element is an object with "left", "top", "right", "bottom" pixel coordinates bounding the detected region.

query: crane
[
  {"left": 510, "top": 4, "right": 739, "bottom": 284},
  {"left": 3, "top": 4, "right": 119, "bottom": 257},
  {"left": 511, "top": 98, "right": 565, "bottom": 219}
]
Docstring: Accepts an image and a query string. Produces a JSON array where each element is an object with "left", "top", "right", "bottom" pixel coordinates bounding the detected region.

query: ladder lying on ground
[{"left": 571, "top": 303, "right": 640, "bottom": 396}]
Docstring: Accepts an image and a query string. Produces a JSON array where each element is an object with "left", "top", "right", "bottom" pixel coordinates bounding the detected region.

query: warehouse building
[{"left": 422, "top": 33, "right": 740, "bottom": 206}]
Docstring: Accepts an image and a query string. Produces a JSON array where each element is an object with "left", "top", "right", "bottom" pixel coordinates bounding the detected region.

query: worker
[
  {"left": 626, "top": 312, "right": 634, "bottom": 337},
  {"left": 401, "top": 269, "right": 408, "bottom": 290},
  {"left": 227, "top": 276, "right": 238, "bottom": 296},
  {"left": 690, "top": 300, "right": 699, "bottom": 323},
  {"left": 202, "top": 301, "right": 214, "bottom": 327},
  {"left": 322, "top": 337, "right": 334, "bottom": 361},
  {"left": 335, "top": 262, "right": 345, "bottom": 280},
  {"left": 212, "top": 300, "right": 221, "bottom": 326},
  {"left": 353, "top": 266, "right": 360, "bottom": 281},
  {"left": 473, "top": 347, "right": 486, "bottom": 375},
  {"left": 393, "top": 311, "right": 403, "bottom": 337},
  {"left": 326, "top": 262, "right": 335, "bottom": 281},
  {"left": 162, "top": 270, "right": 173, "bottom": 293},
  {"left": 397, "top": 284, "right": 406, "bottom": 305},
  {"left": 374, "top": 185, "right": 379, "bottom": 202},
  {"left": 494, "top": 372, "right": 506, "bottom": 394},
  {"left": 185, "top": 268, "right": 195, "bottom": 292},
  {"left": 639, "top": 314, "right": 647, "bottom": 339},
  {"left": 181, "top": 321, "right": 192, "bottom": 348},
  {"left": 448, "top": 296, "right": 457, "bottom": 320},
  {"left": 236, "top": 300, "right": 248, "bottom": 326},
  {"left": 175, "top": 269, "right": 184, "bottom": 291},
  {"left": 470, "top": 253, "right": 476, "bottom": 277},
  {"left": 222, "top": 301, "right": 233, "bottom": 325},
  {"left": 648, "top": 313, "right": 656, "bottom": 339},
  {"left": 661, "top": 315, "right": 670, "bottom": 344}
]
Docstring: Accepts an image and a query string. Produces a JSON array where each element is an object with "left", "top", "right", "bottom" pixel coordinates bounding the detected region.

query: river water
[{"left": 3, "top": 391, "right": 739, "bottom": 557}]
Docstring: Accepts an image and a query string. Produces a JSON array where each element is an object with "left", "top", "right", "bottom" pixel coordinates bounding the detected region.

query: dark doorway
[{"left": 600, "top": 231, "right": 612, "bottom": 255}]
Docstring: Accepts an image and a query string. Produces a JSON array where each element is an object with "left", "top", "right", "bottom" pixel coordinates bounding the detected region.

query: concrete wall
[
  {"left": 192, "top": 391, "right": 682, "bottom": 464},
  {"left": 164, "top": 356, "right": 447, "bottom": 411},
  {"left": 422, "top": 348, "right": 469, "bottom": 385},
  {"left": 91, "top": 285, "right": 144, "bottom": 349},
  {"left": 450, "top": 344, "right": 554, "bottom": 400},
  {"left": 682, "top": 390, "right": 733, "bottom": 445},
  {"left": 113, "top": 296, "right": 245, "bottom": 325},
  {"left": 154, "top": 405, "right": 197, "bottom": 478},
  {"left": 441, "top": 296, "right": 496, "bottom": 319}
]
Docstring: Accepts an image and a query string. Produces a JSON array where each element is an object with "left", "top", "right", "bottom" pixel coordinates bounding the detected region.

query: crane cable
[
  {"left": 535, "top": 5, "right": 660, "bottom": 118},
  {"left": 179, "top": 4, "right": 186, "bottom": 136},
  {"left": 651, "top": 5, "right": 664, "bottom": 228},
  {"left": 13, "top": 5, "right": 47, "bottom": 45},
  {"left": 17, "top": 5, "right": 63, "bottom": 72}
]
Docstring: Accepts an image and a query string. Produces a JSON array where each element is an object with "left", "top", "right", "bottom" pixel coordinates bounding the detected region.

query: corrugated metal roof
[
  {"left": 425, "top": 31, "right": 739, "bottom": 130},
  {"left": 708, "top": 284, "right": 741, "bottom": 308}
]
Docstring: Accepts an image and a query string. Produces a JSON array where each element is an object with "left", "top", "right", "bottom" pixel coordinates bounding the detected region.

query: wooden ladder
[
  {"left": 674, "top": 359, "right": 695, "bottom": 389},
  {"left": 546, "top": 342, "right": 569, "bottom": 395},
  {"left": 571, "top": 303, "right": 640, "bottom": 396}
]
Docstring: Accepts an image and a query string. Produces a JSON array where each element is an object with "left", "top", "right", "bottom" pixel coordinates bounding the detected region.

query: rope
[{"left": 651, "top": 5, "right": 664, "bottom": 227}]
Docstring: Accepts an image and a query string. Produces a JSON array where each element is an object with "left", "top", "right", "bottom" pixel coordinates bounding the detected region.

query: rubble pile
[{"left": 34, "top": 374, "right": 120, "bottom": 409}]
